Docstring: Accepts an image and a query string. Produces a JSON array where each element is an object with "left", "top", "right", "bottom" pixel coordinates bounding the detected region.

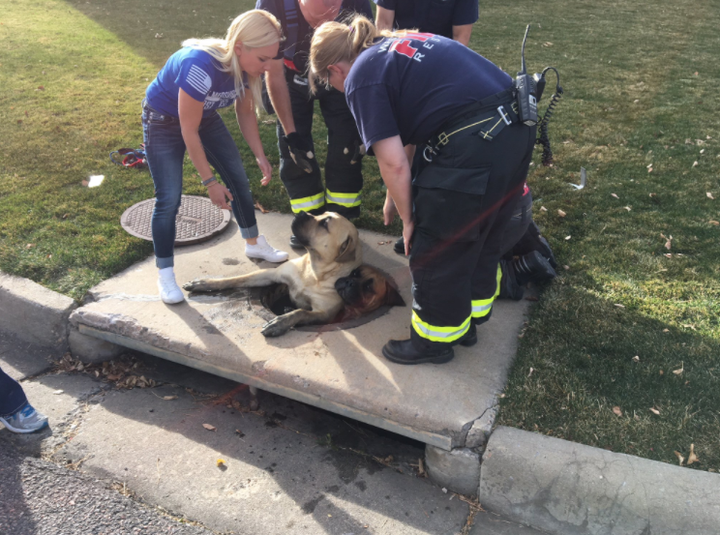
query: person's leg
[
  {"left": 319, "top": 88, "right": 363, "bottom": 220},
  {"left": 199, "top": 112, "right": 287, "bottom": 263},
  {"left": 277, "top": 71, "right": 325, "bottom": 217},
  {"left": 0, "top": 366, "right": 28, "bottom": 417},
  {"left": 142, "top": 102, "right": 186, "bottom": 303},
  {"left": 0, "top": 366, "right": 48, "bottom": 433}
]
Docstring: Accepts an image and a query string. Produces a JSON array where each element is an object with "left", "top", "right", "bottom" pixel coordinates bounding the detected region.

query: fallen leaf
[
  {"left": 557, "top": 209, "right": 566, "bottom": 217},
  {"left": 649, "top": 407, "right": 660, "bottom": 415},
  {"left": 688, "top": 444, "right": 699, "bottom": 465},
  {"left": 203, "top": 423, "right": 217, "bottom": 431},
  {"left": 673, "top": 362, "right": 684, "bottom": 375},
  {"left": 614, "top": 303, "right": 625, "bottom": 308},
  {"left": 612, "top": 406, "right": 622, "bottom": 417},
  {"left": 53, "top": 389, "right": 64, "bottom": 395},
  {"left": 216, "top": 459, "right": 226, "bottom": 467},
  {"left": 528, "top": 367, "right": 534, "bottom": 377},
  {"left": 253, "top": 200, "right": 268, "bottom": 214},
  {"left": 632, "top": 356, "right": 640, "bottom": 363},
  {"left": 162, "top": 395, "right": 177, "bottom": 401},
  {"left": 674, "top": 451, "right": 685, "bottom": 465},
  {"left": 624, "top": 206, "right": 632, "bottom": 211},
  {"left": 709, "top": 220, "right": 719, "bottom": 226},
  {"left": 707, "top": 192, "right": 715, "bottom": 200},
  {"left": 565, "top": 235, "right": 571, "bottom": 240},
  {"left": 663, "top": 328, "right": 669, "bottom": 333},
  {"left": 692, "top": 161, "right": 698, "bottom": 168},
  {"left": 649, "top": 193, "right": 656, "bottom": 197},
  {"left": 540, "top": 206, "right": 547, "bottom": 212},
  {"left": 611, "top": 193, "right": 619, "bottom": 199},
  {"left": 563, "top": 265, "right": 570, "bottom": 270},
  {"left": 664, "top": 236, "right": 672, "bottom": 250}
]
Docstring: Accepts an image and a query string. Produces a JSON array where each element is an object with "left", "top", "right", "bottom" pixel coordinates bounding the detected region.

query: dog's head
[
  {"left": 334, "top": 265, "right": 405, "bottom": 319},
  {"left": 291, "top": 211, "right": 361, "bottom": 267}
]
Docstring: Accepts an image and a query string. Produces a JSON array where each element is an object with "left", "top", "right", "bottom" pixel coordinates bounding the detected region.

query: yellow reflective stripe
[
  {"left": 326, "top": 190, "right": 361, "bottom": 207},
  {"left": 472, "top": 264, "right": 502, "bottom": 318},
  {"left": 411, "top": 311, "right": 471, "bottom": 343},
  {"left": 493, "top": 263, "right": 502, "bottom": 299},
  {"left": 290, "top": 193, "right": 325, "bottom": 213}
]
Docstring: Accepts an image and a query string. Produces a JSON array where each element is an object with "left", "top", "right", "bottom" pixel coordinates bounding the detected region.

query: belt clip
[
  {"left": 422, "top": 145, "right": 435, "bottom": 162},
  {"left": 498, "top": 105, "right": 512, "bottom": 126},
  {"left": 436, "top": 132, "right": 450, "bottom": 147}
]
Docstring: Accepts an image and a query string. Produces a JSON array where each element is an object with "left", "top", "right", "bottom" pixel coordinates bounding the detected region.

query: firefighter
[
  {"left": 255, "top": 0, "right": 372, "bottom": 247},
  {"left": 309, "top": 15, "right": 537, "bottom": 364}
]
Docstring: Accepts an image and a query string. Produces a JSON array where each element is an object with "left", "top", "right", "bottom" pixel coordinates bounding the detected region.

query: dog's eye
[
  {"left": 320, "top": 218, "right": 329, "bottom": 229},
  {"left": 363, "top": 279, "right": 375, "bottom": 293},
  {"left": 351, "top": 268, "right": 362, "bottom": 278}
]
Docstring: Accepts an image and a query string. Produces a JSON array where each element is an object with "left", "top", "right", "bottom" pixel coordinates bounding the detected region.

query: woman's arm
[
  {"left": 178, "top": 88, "right": 234, "bottom": 209},
  {"left": 235, "top": 93, "right": 272, "bottom": 185},
  {"left": 372, "top": 135, "right": 414, "bottom": 255},
  {"left": 265, "top": 59, "right": 296, "bottom": 135}
]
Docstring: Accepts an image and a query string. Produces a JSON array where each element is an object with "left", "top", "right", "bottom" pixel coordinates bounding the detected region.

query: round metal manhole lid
[{"left": 121, "top": 195, "right": 232, "bottom": 246}]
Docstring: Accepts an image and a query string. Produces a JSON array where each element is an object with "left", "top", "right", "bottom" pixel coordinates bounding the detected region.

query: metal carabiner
[{"left": 422, "top": 145, "right": 435, "bottom": 162}]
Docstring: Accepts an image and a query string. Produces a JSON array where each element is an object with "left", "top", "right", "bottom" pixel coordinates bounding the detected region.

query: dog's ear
[
  {"left": 383, "top": 282, "right": 405, "bottom": 307},
  {"left": 335, "top": 235, "right": 357, "bottom": 263}
]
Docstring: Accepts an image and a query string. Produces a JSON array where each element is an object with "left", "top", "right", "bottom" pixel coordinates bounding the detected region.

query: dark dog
[{"left": 334, "top": 265, "right": 405, "bottom": 321}]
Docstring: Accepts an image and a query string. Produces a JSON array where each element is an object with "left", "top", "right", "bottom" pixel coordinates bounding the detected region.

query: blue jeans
[
  {"left": 142, "top": 101, "right": 259, "bottom": 268},
  {"left": 0, "top": 366, "right": 27, "bottom": 417}
]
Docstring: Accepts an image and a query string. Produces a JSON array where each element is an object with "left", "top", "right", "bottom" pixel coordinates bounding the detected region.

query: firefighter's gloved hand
[
  {"left": 283, "top": 133, "right": 315, "bottom": 174},
  {"left": 348, "top": 140, "right": 366, "bottom": 165}
]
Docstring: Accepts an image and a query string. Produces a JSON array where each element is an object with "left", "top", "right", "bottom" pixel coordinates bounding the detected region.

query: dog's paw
[
  {"left": 182, "top": 278, "right": 214, "bottom": 292},
  {"left": 261, "top": 316, "right": 293, "bottom": 337}
]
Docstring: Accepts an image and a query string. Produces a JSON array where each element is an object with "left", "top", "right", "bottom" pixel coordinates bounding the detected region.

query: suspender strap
[{"left": 280, "top": 0, "right": 300, "bottom": 64}]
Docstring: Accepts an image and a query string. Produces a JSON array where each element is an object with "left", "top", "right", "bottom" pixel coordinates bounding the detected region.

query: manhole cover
[{"left": 121, "top": 195, "right": 232, "bottom": 246}]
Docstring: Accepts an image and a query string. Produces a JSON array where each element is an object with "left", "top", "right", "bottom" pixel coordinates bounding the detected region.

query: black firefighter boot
[
  {"left": 498, "top": 259, "right": 526, "bottom": 301},
  {"left": 382, "top": 336, "right": 454, "bottom": 365},
  {"left": 512, "top": 251, "right": 558, "bottom": 287}
]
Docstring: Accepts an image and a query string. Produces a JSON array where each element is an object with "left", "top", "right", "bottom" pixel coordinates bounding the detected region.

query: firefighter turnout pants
[
  {"left": 409, "top": 101, "right": 537, "bottom": 349},
  {"left": 276, "top": 68, "right": 364, "bottom": 219}
]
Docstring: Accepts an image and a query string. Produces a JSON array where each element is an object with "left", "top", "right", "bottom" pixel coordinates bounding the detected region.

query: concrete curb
[
  {"left": 0, "top": 271, "right": 76, "bottom": 354},
  {"left": 479, "top": 426, "right": 720, "bottom": 535}
]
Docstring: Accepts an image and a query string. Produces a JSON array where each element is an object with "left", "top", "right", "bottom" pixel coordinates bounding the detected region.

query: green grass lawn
[{"left": 1, "top": 0, "right": 718, "bottom": 470}]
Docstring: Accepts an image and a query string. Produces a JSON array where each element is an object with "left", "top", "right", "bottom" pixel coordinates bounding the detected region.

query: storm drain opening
[{"left": 254, "top": 277, "right": 400, "bottom": 332}]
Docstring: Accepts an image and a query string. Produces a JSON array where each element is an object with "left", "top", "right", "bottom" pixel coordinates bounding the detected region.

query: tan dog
[
  {"left": 334, "top": 265, "right": 405, "bottom": 321},
  {"left": 183, "top": 211, "right": 362, "bottom": 337}
]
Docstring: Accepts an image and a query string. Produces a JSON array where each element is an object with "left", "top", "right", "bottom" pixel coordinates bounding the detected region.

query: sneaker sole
[
  {"left": 381, "top": 346, "right": 454, "bottom": 365},
  {"left": 0, "top": 417, "right": 49, "bottom": 434},
  {"left": 245, "top": 254, "right": 289, "bottom": 263}
]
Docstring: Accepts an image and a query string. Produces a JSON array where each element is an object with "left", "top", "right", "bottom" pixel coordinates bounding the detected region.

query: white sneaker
[
  {"left": 0, "top": 402, "right": 49, "bottom": 433},
  {"left": 157, "top": 268, "right": 185, "bottom": 304},
  {"left": 245, "top": 235, "right": 289, "bottom": 263}
]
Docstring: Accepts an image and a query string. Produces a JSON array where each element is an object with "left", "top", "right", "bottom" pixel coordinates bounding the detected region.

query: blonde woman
[
  {"left": 143, "top": 10, "right": 288, "bottom": 305},
  {"left": 310, "top": 16, "right": 537, "bottom": 365}
]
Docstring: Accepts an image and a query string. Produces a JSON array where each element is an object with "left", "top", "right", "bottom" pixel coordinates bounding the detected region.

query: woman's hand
[
  {"left": 207, "top": 182, "right": 234, "bottom": 210},
  {"left": 383, "top": 191, "right": 398, "bottom": 225},
  {"left": 402, "top": 218, "right": 414, "bottom": 256},
  {"left": 256, "top": 155, "right": 273, "bottom": 186}
]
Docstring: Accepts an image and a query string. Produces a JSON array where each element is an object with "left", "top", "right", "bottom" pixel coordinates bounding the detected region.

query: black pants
[
  {"left": 276, "top": 68, "right": 364, "bottom": 219},
  {"left": 409, "top": 108, "right": 536, "bottom": 348}
]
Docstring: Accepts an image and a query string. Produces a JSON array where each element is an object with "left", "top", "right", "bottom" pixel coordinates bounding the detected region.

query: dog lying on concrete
[{"left": 183, "top": 211, "right": 362, "bottom": 337}]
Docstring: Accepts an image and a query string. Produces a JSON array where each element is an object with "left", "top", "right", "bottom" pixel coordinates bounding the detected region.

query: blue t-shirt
[
  {"left": 256, "top": 0, "right": 373, "bottom": 73},
  {"left": 344, "top": 33, "right": 512, "bottom": 149},
  {"left": 374, "top": 0, "right": 478, "bottom": 38},
  {"left": 145, "top": 47, "right": 247, "bottom": 118}
]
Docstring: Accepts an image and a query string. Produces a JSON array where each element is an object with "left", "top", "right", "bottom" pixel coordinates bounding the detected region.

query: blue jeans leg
[
  {"left": 199, "top": 113, "right": 258, "bottom": 239},
  {"left": 0, "top": 366, "right": 28, "bottom": 417},
  {"left": 142, "top": 104, "right": 185, "bottom": 269}
]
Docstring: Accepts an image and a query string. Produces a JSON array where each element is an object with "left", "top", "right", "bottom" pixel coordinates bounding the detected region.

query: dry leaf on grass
[
  {"left": 203, "top": 423, "right": 217, "bottom": 431},
  {"left": 674, "top": 451, "right": 685, "bottom": 466},
  {"left": 632, "top": 356, "right": 640, "bottom": 362},
  {"left": 611, "top": 193, "right": 619, "bottom": 199},
  {"left": 624, "top": 206, "right": 632, "bottom": 211},
  {"left": 614, "top": 303, "right": 625, "bottom": 308},
  {"left": 673, "top": 362, "right": 684, "bottom": 375},
  {"left": 688, "top": 444, "right": 699, "bottom": 465},
  {"left": 612, "top": 406, "right": 622, "bottom": 416},
  {"left": 707, "top": 192, "right": 715, "bottom": 200},
  {"left": 709, "top": 220, "right": 719, "bottom": 226},
  {"left": 649, "top": 407, "right": 660, "bottom": 415},
  {"left": 557, "top": 209, "right": 566, "bottom": 217},
  {"left": 565, "top": 235, "right": 571, "bottom": 241},
  {"left": 540, "top": 206, "right": 547, "bottom": 212},
  {"left": 254, "top": 201, "right": 269, "bottom": 214}
]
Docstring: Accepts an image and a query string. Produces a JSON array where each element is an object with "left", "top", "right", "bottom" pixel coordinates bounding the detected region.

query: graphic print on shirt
[
  {"left": 184, "top": 64, "right": 237, "bottom": 110},
  {"left": 379, "top": 32, "right": 440, "bottom": 62}
]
